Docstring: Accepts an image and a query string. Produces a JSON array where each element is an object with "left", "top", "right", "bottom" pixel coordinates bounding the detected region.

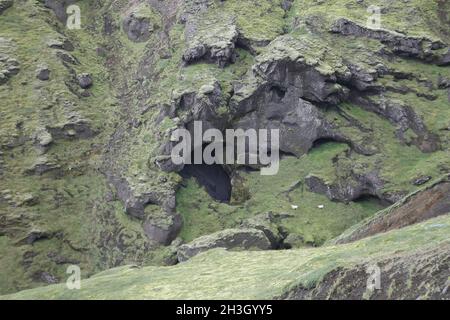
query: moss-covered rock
[{"left": 177, "top": 228, "right": 272, "bottom": 262}]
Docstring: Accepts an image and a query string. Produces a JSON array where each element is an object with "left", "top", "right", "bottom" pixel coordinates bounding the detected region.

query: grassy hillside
[{"left": 3, "top": 213, "right": 449, "bottom": 300}]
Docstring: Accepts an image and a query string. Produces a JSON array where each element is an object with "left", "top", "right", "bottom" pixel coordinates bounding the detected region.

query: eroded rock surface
[
  {"left": 122, "top": 3, "right": 160, "bottom": 42},
  {"left": 331, "top": 18, "right": 449, "bottom": 64},
  {"left": 177, "top": 228, "right": 272, "bottom": 262}
]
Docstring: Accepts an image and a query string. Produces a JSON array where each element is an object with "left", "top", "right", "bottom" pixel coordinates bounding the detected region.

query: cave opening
[
  {"left": 353, "top": 194, "right": 390, "bottom": 208},
  {"left": 312, "top": 137, "right": 340, "bottom": 148},
  {"left": 179, "top": 145, "right": 232, "bottom": 203},
  {"left": 270, "top": 85, "right": 287, "bottom": 102}
]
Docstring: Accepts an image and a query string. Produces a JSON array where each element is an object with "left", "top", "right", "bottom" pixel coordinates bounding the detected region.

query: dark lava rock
[
  {"left": 281, "top": 0, "right": 293, "bottom": 11},
  {"left": 47, "top": 252, "right": 79, "bottom": 265},
  {"left": 0, "top": 70, "right": 9, "bottom": 85},
  {"left": 33, "top": 271, "right": 59, "bottom": 284},
  {"left": 154, "top": 155, "right": 184, "bottom": 173},
  {"left": 182, "top": 13, "right": 238, "bottom": 67},
  {"left": 438, "top": 75, "right": 450, "bottom": 89},
  {"left": 77, "top": 73, "right": 93, "bottom": 89},
  {"left": 438, "top": 49, "right": 450, "bottom": 66},
  {"left": 56, "top": 51, "right": 79, "bottom": 65},
  {"left": 413, "top": 175, "right": 432, "bottom": 186},
  {"left": 36, "top": 65, "right": 50, "bottom": 81}
]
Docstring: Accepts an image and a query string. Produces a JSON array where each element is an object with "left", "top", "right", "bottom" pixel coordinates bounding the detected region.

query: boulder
[
  {"left": 25, "top": 156, "right": 60, "bottom": 176},
  {"left": 413, "top": 175, "right": 432, "bottom": 186},
  {"left": 36, "top": 65, "right": 50, "bottom": 81},
  {"left": 240, "top": 212, "right": 284, "bottom": 248},
  {"left": 177, "top": 228, "right": 272, "bottom": 262},
  {"left": 122, "top": 4, "right": 158, "bottom": 42},
  {"left": 77, "top": 73, "right": 92, "bottom": 89},
  {"left": 33, "top": 128, "right": 53, "bottom": 149},
  {"left": 438, "top": 75, "right": 450, "bottom": 89},
  {"left": 142, "top": 205, "right": 182, "bottom": 246},
  {"left": 182, "top": 13, "right": 238, "bottom": 67},
  {"left": 0, "top": 54, "right": 20, "bottom": 85}
]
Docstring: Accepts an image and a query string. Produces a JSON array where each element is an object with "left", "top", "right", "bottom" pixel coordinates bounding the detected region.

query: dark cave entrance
[
  {"left": 353, "top": 194, "right": 390, "bottom": 208},
  {"left": 180, "top": 163, "right": 232, "bottom": 203},
  {"left": 312, "top": 137, "right": 341, "bottom": 148},
  {"left": 179, "top": 141, "right": 232, "bottom": 203}
]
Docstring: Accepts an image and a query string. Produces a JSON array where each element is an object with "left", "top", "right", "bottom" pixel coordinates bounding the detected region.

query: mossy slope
[{"left": 3, "top": 213, "right": 449, "bottom": 300}]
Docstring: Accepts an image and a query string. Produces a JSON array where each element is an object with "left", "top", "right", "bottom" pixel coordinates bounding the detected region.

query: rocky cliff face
[{"left": 0, "top": 0, "right": 449, "bottom": 297}]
